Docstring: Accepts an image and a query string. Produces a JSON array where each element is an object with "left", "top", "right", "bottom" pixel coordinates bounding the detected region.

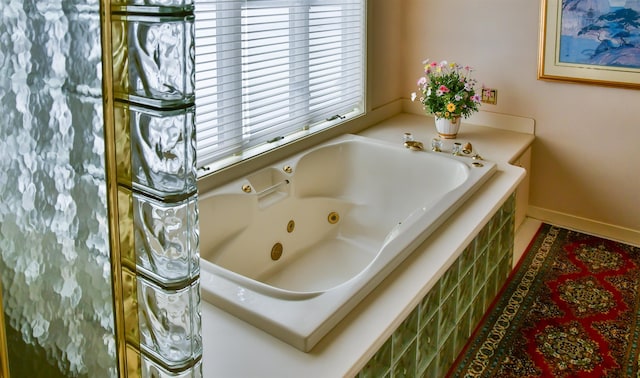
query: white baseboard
[{"left": 527, "top": 206, "right": 640, "bottom": 247}]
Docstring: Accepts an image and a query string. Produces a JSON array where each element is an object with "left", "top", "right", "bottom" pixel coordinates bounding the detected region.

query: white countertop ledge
[{"left": 201, "top": 112, "right": 535, "bottom": 378}]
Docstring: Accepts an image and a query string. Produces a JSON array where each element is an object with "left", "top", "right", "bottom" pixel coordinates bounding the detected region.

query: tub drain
[
  {"left": 328, "top": 212, "right": 340, "bottom": 224},
  {"left": 271, "top": 242, "right": 283, "bottom": 261}
]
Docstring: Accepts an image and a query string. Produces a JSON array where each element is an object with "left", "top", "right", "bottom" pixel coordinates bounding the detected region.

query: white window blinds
[{"left": 194, "top": 0, "right": 365, "bottom": 169}]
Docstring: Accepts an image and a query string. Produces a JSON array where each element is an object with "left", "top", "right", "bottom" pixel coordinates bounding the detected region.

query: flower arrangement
[{"left": 411, "top": 59, "right": 481, "bottom": 121}]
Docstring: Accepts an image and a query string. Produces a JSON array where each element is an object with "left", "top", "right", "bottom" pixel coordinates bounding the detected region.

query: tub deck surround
[
  {"left": 201, "top": 112, "right": 535, "bottom": 377},
  {"left": 199, "top": 134, "right": 496, "bottom": 351}
]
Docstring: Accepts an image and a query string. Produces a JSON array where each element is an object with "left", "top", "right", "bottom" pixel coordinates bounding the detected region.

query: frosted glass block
[
  {"left": 392, "top": 340, "right": 416, "bottom": 378},
  {"left": 437, "top": 332, "right": 456, "bottom": 375},
  {"left": 440, "top": 261, "right": 458, "bottom": 300},
  {"left": 456, "top": 308, "right": 471, "bottom": 351},
  {"left": 141, "top": 354, "right": 202, "bottom": 378},
  {"left": 492, "top": 211, "right": 502, "bottom": 237},
  {"left": 476, "top": 222, "right": 489, "bottom": 248},
  {"left": 417, "top": 314, "right": 438, "bottom": 374},
  {"left": 133, "top": 192, "right": 199, "bottom": 285},
  {"left": 67, "top": 10, "right": 103, "bottom": 95},
  {"left": 458, "top": 269, "right": 473, "bottom": 317},
  {"left": 116, "top": 103, "right": 197, "bottom": 198},
  {"left": 470, "top": 294, "right": 484, "bottom": 335},
  {"left": 459, "top": 244, "right": 474, "bottom": 276},
  {"left": 0, "top": 1, "right": 116, "bottom": 375},
  {"left": 359, "top": 338, "right": 391, "bottom": 378},
  {"left": 419, "top": 282, "right": 439, "bottom": 328},
  {"left": 422, "top": 358, "right": 438, "bottom": 378},
  {"left": 472, "top": 249, "right": 487, "bottom": 296},
  {"left": 488, "top": 237, "right": 500, "bottom": 266},
  {"left": 504, "top": 192, "right": 516, "bottom": 215},
  {"left": 500, "top": 219, "right": 514, "bottom": 255},
  {"left": 392, "top": 309, "right": 419, "bottom": 358},
  {"left": 487, "top": 268, "right": 499, "bottom": 301},
  {"left": 112, "top": 14, "right": 195, "bottom": 108},
  {"left": 138, "top": 278, "right": 202, "bottom": 367},
  {"left": 498, "top": 254, "right": 511, "bottom": 283},
  {"left": 438, "top": 293, "right": 457, "bottom": 343}
]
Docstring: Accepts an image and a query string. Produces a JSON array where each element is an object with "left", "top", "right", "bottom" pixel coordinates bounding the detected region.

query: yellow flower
[
  {"left": 444, "top": 112, "right": 450, "bottom": 117},
  {"left": 446, "top": 103, "right": 456, "bottom": 112}
]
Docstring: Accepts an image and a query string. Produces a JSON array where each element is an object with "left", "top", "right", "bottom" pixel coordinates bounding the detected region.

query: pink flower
[
  {"left": 417, "top": 77, "right": 427, "bottom": 86},
  {"left": 438, "top": 85, "right": 450, "bottom": 93}
]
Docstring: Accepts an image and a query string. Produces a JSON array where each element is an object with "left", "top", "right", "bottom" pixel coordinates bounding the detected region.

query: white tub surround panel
[{"left": 201, "top": 112, "right": 534, "bottom": 377}]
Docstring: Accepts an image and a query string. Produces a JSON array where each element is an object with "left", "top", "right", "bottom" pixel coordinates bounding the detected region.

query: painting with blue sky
[{"left": 560, "top": 0, "right": 640, "bottom": 68}]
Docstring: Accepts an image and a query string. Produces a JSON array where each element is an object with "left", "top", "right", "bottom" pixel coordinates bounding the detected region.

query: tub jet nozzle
[{"left": 271, "top": 243, "right": 283, "bottom": 261}]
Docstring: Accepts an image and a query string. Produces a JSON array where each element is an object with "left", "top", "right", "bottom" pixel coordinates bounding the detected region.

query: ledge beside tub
[{"left": 201, "top": 112, "right": 535, "bottom": 377}]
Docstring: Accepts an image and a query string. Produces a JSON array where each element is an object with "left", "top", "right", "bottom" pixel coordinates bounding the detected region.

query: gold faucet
[{"left": 404, "top": 140, "right": 424, "bottom": 151}]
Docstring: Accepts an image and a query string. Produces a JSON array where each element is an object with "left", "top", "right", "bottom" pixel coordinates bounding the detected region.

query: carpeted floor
[{"left": 447, "top": 223, "right": 640, "bottom": 377}]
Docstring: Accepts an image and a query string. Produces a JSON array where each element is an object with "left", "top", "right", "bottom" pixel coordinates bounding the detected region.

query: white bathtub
[{"left": 199, "top": 134, "right": 496, "bottom": 351}]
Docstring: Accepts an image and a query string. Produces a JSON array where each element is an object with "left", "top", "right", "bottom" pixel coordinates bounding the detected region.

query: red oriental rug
[{"left": 447, "top": 223, "right": 640, "bottom": 377}]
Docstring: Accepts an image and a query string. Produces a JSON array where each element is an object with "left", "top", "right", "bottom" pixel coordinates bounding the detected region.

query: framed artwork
[{"left": 538, "top": 0, "right": 640, "bottom": 88}]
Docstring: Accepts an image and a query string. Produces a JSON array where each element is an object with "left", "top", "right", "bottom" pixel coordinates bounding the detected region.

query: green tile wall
[{"left": 357, "top": 193, "right": 516, "bottom": 378}]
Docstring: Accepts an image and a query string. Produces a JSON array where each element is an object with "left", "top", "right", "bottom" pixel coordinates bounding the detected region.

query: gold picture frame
[{"left": 538, "top": 0, "right": 640, "bottom": 89}]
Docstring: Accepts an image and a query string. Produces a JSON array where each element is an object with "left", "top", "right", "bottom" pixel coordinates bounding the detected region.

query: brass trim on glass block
[
  {"left": 111, "top": 13, "right": 130, "bottom": 104},
  {"left": 100, "top": 1, "right": 134, "bottom": 377},
  {"left": 103, "top": 0, "right": 201, "bottom": 375},
  {"left": 126, "top": 344, "right": 142, "bottom": 377},
  {"left": 118, "top": 187, "right": 137, "bottom": 272},
  {"left": 114, "top": 102, "right": 133, "bottom": 189},
  {"left": 0, "top": 281, "right": 9, "bottom": 378},
  {"left": 123, "top": 267, "right": 141, "bottom": 346}
]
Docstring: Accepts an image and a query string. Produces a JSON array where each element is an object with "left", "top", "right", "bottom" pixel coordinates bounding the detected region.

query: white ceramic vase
[{"left": 434, "top": 116, "right": 461, "bottom": 139}]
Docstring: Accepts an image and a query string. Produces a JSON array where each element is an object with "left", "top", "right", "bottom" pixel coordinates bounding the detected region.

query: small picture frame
[{"left": 538, "top": 0, "right": 640, "bottom": 89}]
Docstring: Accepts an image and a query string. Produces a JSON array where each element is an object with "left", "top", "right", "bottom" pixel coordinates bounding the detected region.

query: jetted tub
[{"left": 199, "top": 134, "right": 496, "bottom": 351}]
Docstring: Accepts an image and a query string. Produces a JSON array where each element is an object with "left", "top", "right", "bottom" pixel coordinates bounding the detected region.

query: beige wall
[
  {"left": 368, "top": 0, "right": 405, "bottom": 109},
  {"left": 368, "top": 0, "right": 640, "bottom": 244}
]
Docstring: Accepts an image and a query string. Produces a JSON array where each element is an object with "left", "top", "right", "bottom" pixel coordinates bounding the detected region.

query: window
[{"left": 194, "top": 0, "right": 365, "bottom": 170}]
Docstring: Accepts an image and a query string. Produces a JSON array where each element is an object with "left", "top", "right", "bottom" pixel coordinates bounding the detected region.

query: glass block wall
[
  {"left": 357, "top": 193, "right": 516, "bottom": 378},
  {"left": 0, "top": 1, "right": 117, "bottom": 376},
  {"left": 107, "top": 0, "right": 202, "bottom": 375}
]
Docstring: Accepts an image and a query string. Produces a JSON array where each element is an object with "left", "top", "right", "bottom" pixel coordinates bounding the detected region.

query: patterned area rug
[{"left": 447, "top": 223, "right": 640, "bottom": 377}]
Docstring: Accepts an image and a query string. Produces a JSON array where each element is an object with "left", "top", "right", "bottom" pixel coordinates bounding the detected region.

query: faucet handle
[{"left": 462, "top": 142, "right": 473, "bottom": 155}]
